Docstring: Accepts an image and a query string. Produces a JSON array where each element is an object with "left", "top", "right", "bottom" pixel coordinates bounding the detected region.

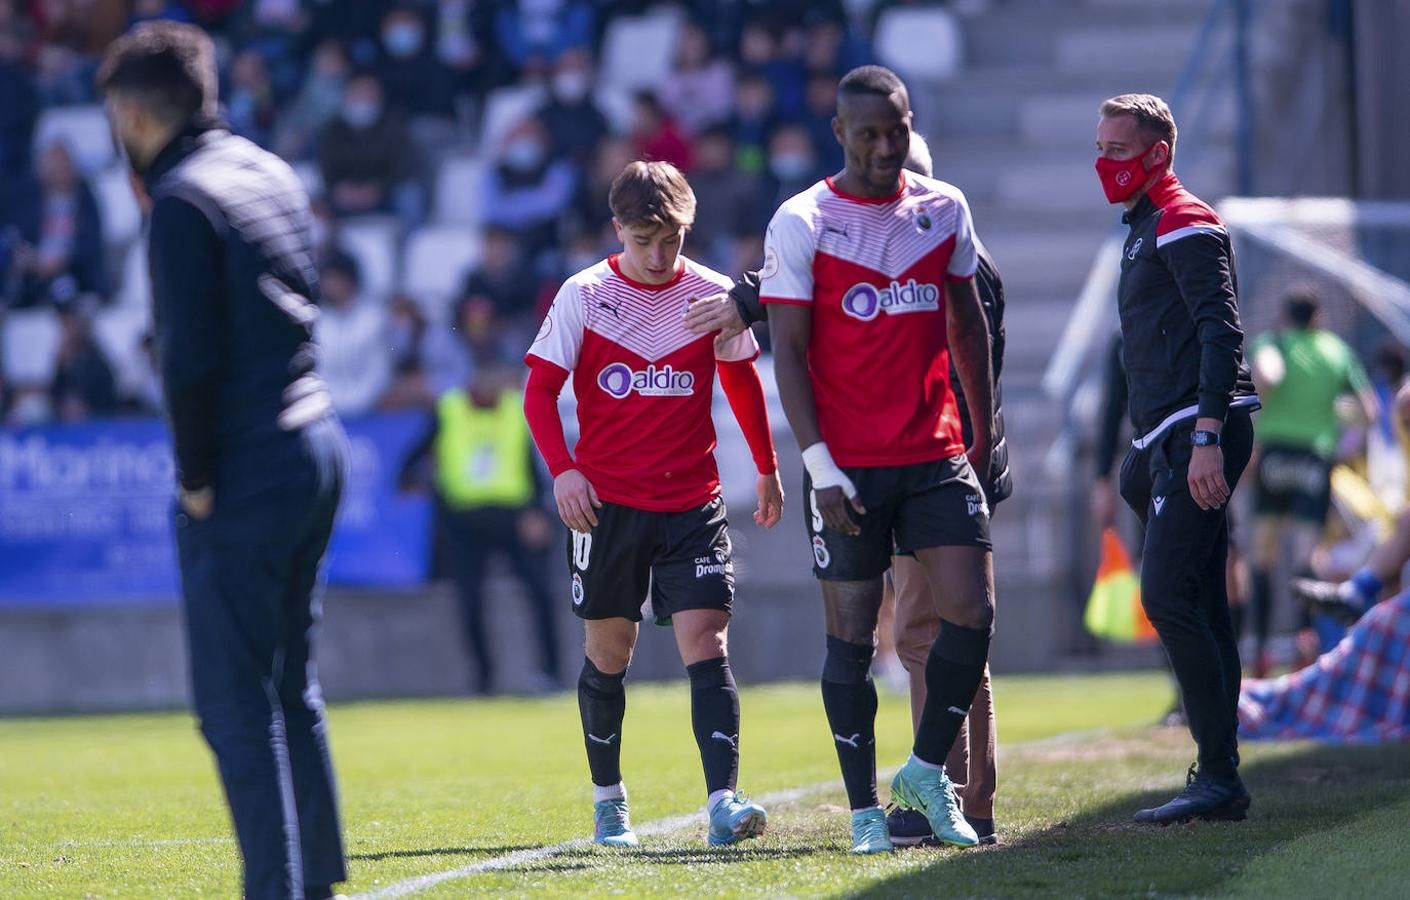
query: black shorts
[
  {"left": 803, "top": 455, "right": 991, "bottom": 582},
  {"left": 1252, "top": 444, "right": 1332, "bottom": 524},
  {"left": 566, "top": 495, "right": 734, "bottom": 624}
]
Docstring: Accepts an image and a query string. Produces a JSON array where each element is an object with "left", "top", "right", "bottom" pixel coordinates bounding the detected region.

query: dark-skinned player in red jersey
[
  {"left": 761, "top": 66, "right": 996, "bottom": 853},
  {"left": 523, "top": 161, "right": 784, "bottom": 849}
]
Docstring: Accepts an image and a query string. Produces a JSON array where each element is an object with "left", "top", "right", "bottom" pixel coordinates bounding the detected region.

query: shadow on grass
[
  {"left": 846, "top": 741, "right": 1410, "bottom": 899},
  {"left": 350, "top": 845, "right": 538, "bottom": 862},
  {"left": 509, "top": 844, "right": 832, "bottom": 874}
]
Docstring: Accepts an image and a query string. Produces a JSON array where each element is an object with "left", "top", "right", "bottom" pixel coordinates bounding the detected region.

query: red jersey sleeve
[
  {"left": 717, "top": 358, "right": 777, "bottom": 475},
  {"left": 523, "top": 359, "right": 575, "bottom": 477}
]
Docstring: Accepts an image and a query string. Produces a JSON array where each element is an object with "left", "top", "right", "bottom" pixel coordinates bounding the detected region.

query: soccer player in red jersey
[
  {"left": 523, "top": 161, "right": 784, "bottom": 848},
  {"left": 761, "top": 66, "right": 996, "bottom": 853}
]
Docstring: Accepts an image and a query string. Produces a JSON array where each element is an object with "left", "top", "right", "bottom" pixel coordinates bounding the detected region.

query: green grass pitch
[{"left": 2, "top": 671, "right": 1408, "bottom": 898}]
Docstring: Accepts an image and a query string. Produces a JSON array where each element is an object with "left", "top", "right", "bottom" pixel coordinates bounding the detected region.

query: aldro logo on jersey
[
  {"left": 840, "top": 279, "right": 941, "bottom": 322},
  {"left": 597, "top": 362, "right": 695, "bottom": 399}
]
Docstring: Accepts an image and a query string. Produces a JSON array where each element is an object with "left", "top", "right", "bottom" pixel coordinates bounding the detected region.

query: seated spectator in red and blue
[
  {"left": 317, "top": 73, "right": 425, "bottom": 227},
  {"left": 630, "top": 90, "right": 693, "bottom": 172},
  {"left": 536, "top": 48, "right": 608, "bottom": 168},
  {"left": 225, "top": 49, "right": 277, "bottom": 148},
  {"left": 273, "top": 39, "right": 348, "bottom": 161},
  {"left": 315, "top": 249, "right": 391, "bottom": 417},
  {"left": 5, "top": 142, "right": 108, "bottom": 310},
  {"left": 658, "top": 20, "right": 734, "bottom": 135},
  {"left": 494, "top": 0, "right": 594, "bottom": 79},
  {"left": 52, "top": 306, "right": 117, "bottom": 422},
  {"left": 482, "top": 118, "right": 575, "bottom": 254}
]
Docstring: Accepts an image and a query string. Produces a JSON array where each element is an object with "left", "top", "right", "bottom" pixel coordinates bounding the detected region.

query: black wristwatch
[{"left": 1191, "top": 429, "right": 1221, "bottom": 448}]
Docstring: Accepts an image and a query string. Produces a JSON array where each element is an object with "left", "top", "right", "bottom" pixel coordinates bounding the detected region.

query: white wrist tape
[{"left": 802, "top": 442, "right": 857, "bottom": 498}]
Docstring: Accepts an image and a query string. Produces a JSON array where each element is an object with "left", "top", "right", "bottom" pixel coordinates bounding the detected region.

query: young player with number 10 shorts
[{"left": 523, "top": 161, "right": 784, "bottom": 848}]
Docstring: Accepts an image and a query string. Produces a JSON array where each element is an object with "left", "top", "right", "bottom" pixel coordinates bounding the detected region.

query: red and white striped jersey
[
  {"left": 526, "top": 254, "right": 759, "bottom": 511},
  {"left": 760, "top": 172, "right": 979, "bottom": 467}
]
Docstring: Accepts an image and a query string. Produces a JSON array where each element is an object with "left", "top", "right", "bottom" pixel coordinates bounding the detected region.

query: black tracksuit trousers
[{"left": 1119, "top": 412, "right": 1254, "bottom": 776}]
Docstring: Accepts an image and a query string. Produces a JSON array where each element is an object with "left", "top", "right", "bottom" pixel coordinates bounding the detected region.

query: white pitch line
[{"left": 350, "top": 776, "right": 864, "bottom": 900}]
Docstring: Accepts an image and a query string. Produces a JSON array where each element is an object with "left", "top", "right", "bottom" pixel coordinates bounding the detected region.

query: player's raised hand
[
  {"left": 554, "top": 469, "right": 602, "bottom": 532},
  {"left": 684, "top": 292, "right": 747, "bottom": 339},
  {"left": 754, "top": 470, "right": 785, "bottom": 528}
]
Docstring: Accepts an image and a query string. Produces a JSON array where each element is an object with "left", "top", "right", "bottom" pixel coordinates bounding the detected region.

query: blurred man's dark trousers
[
  {"left": 175, "top": 419, "right": 349, "bottom": 900},
  {"left": 1120, "top": 413, "right": 1255, "bottom": 777},
  {"left": 439, "top": 505, "right": 562, "bottom": 694}
]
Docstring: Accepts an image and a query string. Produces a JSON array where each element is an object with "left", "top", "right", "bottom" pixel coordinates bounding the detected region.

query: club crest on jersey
[
  {"left": 597, "top": 362, "right": 695, "bottom": 398},
  {"left": 812, "top": 535, "right": 831, "bottom": 569},
  {"left": 571, "top": 573, "right": 585, "bottom": 606},
  {"left": 840, "top": 279, "right": 941, "bottom": 322},
  {"left": 912, "top": 209, "right": 932, "bottom": 233}
]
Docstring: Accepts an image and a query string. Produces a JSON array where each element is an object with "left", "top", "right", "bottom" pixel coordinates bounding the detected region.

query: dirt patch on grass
[{"left": 1008, "top": 728, "right": 1193, "bottom": 764}]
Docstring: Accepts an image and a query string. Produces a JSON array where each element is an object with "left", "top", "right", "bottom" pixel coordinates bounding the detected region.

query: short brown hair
[
  {"left": 1101, "top": 93, "right": 1177, "bottom": 165},
  {"left": 97, "top": 22, "right": 217, "bottom": 127},
  {"left": 608, "top": 160, "right": 696, "bottom": 231}
]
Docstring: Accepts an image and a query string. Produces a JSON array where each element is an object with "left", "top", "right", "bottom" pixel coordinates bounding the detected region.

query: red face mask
[{"left": 1095, "top": 151, "right": 1152, "bottom": 204}]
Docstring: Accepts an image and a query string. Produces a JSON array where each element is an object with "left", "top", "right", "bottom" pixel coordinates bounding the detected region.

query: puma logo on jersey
[
  {"left": 834, "top": 733, "right": 868, "bottom": 749},
  {"left": 823, "top": 223, "right": 850, "bottom": 238},
  {"left": 711, "top": 731, "right": 738, "bottom": 749},
  {"left": 587, "top": 732, "right": 617, "bottom": 746},
  {"left": 948, "top": 706, "right": 969, "bottom": 717},
  {"left": 597, "top": 300, "right": 622, "bottom": 319}
]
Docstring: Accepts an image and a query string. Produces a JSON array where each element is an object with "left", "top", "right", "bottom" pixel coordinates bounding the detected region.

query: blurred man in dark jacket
[{"left": 100, "top": 22, "right": 348, "bottom": 899}]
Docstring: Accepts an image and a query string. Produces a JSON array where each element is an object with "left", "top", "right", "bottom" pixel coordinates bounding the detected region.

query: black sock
[
  {"left": 1250, "top": 568, "right": 1272, "bottom": 652},
  {"left": 820, "top": 636, "right": 878, "bottom": 810},
  {"left": 914, "top": 619, "right": 990, "bottom": 766},
  {"left": 687, "top": 656, "right": 740, "bottom": 796},
  {"left": 578, "top": 658, "right": 626, "bottom": 787}
]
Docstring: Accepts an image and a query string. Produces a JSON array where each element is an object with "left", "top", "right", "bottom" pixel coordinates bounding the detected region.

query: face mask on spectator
[
  {"left": 503, "top": 138, "right": 546, "bottom": 172},
  {"left": 341, "top": 99, "right": 381, "bottom": 129},
  {"left": 553, "top": 70, "right": 591, "bottom": 103},
  {"left": 383, "top": 23, "right": 425, "bottom": 59},
  {"left": 769, "top": 153, "right": 814, "bottom": 181}
]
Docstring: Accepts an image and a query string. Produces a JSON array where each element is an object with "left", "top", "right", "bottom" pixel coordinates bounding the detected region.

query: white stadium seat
[
  {"left": 336, "top": 217, "right": 400, "bottom": 302},
  {"left": 478, "top": 84, "right": 545, "bottom": 155},
  {"left": 600, "top": 6, "right": 683, "bottom": 94},
  {"left": 1, "top": 308, "right": 62, "bottom": 387},
  {"left": 401, "top": 224, "right": 483, "bottom": 315},
  {"left": 33, "top": 105, "right": 116, "bottom": 175},
  {"left": 433, "top": 154, "right": 486, "bottom": 226},
  {"left": 93, "top": 165, "right": 143, "bottom": 247},
  {"left": 874, "top": 7, "right": 963, "bottom": 81}
]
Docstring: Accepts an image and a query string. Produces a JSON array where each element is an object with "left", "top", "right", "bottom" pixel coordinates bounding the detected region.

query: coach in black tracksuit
[
  {"left": 100, "top": 24, "right": 347, "bottom": 898},
  {"left": 1097, "top": 95, "right": 1259, "bottom": 825}
]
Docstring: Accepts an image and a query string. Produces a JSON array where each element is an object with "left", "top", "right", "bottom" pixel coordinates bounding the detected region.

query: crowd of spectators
[{"left": 0, "top": 0, "right": 959, "bottom": 427}]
